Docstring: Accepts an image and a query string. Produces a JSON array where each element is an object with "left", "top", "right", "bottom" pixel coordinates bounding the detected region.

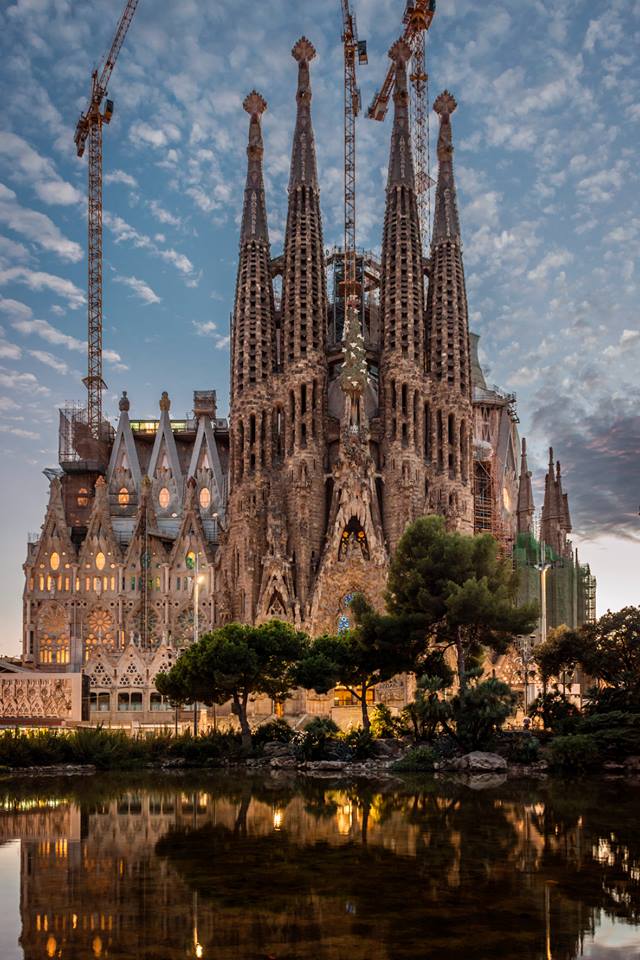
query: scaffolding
[
  {"left": 59, "top": 404, "right": 113, "bottom": 471},
  {"left": 326, "top": 247, "right": 380, "bottom": 348}
]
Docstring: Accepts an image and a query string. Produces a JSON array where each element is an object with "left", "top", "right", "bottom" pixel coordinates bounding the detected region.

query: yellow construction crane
[
  {"left": 368, "top": 0, "right": 436, "bottom": 247},
  {"left": 74, "top": 0, "right": 140, "bottom": 441},
  {"left": 339, "top": 0, "right": 368, "bottom": 399}
]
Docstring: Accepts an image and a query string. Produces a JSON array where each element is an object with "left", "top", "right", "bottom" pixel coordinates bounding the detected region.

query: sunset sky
[{"left": 0, "top": 0, "right": 638, "bottom": 654}]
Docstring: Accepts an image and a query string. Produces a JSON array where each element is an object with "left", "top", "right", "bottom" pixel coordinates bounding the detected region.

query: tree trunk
[
  {"left": 456, "top": 628, "right": 467, "bottom": 693},
  {"left": 193, "top": 700, "right": 198, "bottom": 737},
  {"left": 360, "top": 685, "right": 370, "bottom": 733},
  {"left": 233, "top": 692, "right": 252, "bottom": 749}
]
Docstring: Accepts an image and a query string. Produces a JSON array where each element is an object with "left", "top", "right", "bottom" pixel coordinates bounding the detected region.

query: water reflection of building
[{"left": 5, "top": 780, "right": 638, "bottom": 960}]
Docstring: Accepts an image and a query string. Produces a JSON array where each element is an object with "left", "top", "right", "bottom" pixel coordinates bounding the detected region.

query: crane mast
[
  {"left": 339, "top": 0, "right": 367, "bottom": 371},
  {"left": 368, "top": 0, "right": 436, "bottom": 247},
  {"left": 74, "top": 0, "right": 139, "bottom": 442}
]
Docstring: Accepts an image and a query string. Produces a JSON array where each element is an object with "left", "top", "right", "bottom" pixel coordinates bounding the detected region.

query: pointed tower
[
  {"left": 516, "top": 438, "right": 534, "bottom": 534},
  {"left": 541, "top": 447, "right": 572, "bottom": 558},
  {"left": 226, "top": 91, "right": 277, "bottom": 622},
  {"left": 379, "top": 40, "right": 431, "bottom": 550},
  {"left": 422, "top": 90, "right": 474, "bottom": 533},
  {"left": 275, "top": 38, "right": 328, "bottom": 613}
]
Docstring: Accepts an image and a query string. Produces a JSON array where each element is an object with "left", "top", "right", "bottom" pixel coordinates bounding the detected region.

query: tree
[
  {"left": 402, "top": 674, "right": 454, "bottom": 743},
  {"left": 297, "top": 595, "right": 425, "bottom": 732},
  {"left": 158, "top": 620, "right": 309, "bottom": 747},
  {"left": 386, "top": 515, "right": 538, "bottom": 690},
  {"left": 534, "top": 625, "right": 585, "bottom": 694},
  {"left": 580, "top": 607, "right": 640, "bottom": 710},
  {"left": 155, "top": 661, "right": 192, "bottom": 735},
  {"left": 451, "top": 674, "right": 517, "bottom": 751}
]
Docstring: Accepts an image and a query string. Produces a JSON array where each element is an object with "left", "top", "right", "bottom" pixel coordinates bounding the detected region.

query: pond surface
[{"left": 0, "top": 772, "right": 639, "bottom": 959}]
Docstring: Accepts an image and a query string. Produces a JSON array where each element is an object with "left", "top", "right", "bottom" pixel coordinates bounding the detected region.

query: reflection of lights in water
[
  {"left": 92, "top": 934, "right": 103, "bottom": 957},
  {"left": 195, "top": 944, "right": 203, "bottom": 959},
  {"left": 345, "top": 901, "right": 357, "bottom": 915},
  {"left": 273, "top": 809, "right": 283, "bottom": 831},
  {"left": 46, "top": 935, "right": 57, "bottom": 958},
  {"left": 337, "top": 803, "right": 353, "bottom": 836},
  {"left": 72, "top": 914, "right": 78, "bottom": 930}
]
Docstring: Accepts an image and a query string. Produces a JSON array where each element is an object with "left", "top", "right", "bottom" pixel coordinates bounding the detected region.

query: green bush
[
  {"left": 577, "top": 711, "right": 640, "bottom": 760},
  {"left": 528, "top": 692, "right": 580, "bottom": 734},
  {"left": 506, "top": 734, "right": 540, "bottom": 765},
  {"left": 339, "top": 727, "right": 374, "bottom": 761},
  {"left": 292, "top": 717, "right": 341, "bottom": 761},
  {"left": 252, "top": 718, "right": 295, "bottom": 746},
  {"left": 370, "top": 704, "right": 406, "bottom": 739},
  {"left": 548, "top": 734, "right": 601, "bottom": 773},
  {"left": 391, "top": 746, "right": 437, "bottom": 773},
  {"left": 452, "top": 677, "right": 517, "bottom": 751}
]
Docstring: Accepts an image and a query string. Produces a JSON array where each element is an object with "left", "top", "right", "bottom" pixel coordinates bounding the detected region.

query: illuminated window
[
  {"left": 96, "top": 552, "right": 106, "bottom": 571},
  {"left": 50, "top": 552, "right": 60, "bottom": 571},
  {"left": 185, "top": 550, "right": 196, "bottom": 570},
  {"left": 118, "top": 487, "right": 130, "bottom": 506},
  {"left": 77, "top": 488, "right": 89, "bottom": 507},
  {"left": 199, "top": 487, "right": 211, "bottom": 509},
  {"left": 158, "top": 487, "right": 170, "bottom": 509}
]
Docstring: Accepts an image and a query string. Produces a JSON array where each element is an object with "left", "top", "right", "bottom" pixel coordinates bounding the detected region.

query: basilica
[{"left": 14, "top": 37, "right": 595, "bottom": 728}]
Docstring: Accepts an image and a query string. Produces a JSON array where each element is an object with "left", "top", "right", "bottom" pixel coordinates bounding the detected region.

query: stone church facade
[{"left": 18, "top": 37, "right": 594, "bottom": 728}]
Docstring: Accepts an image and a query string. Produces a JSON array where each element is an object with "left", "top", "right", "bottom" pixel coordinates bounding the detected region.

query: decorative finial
[
  {"left": 159, "top": 390, "right": 171, "bottom": 413},
  {"left": 292, "top": 36, "right": 316, "bottom": 63},
  {"left": 434, "top": 90, "right": 457, "bottom": 118},
  {"left": 388, "top": 39, "right": 411, "bottom": 65},
  {"left": 119, "top": 390, "right": 130, "bottom": 412},
  {"left": 95, "top": 476, "right": 106, "bottom": 488},
  {"left": 521, "top": 437, "right": 527, "bottom": 455},
  {"left": 243, "top": 90, "right": 267, "bottom": 117}
]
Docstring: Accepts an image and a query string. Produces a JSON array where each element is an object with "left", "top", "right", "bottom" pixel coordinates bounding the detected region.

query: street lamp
[{"left": 535, "top": 541, "right": 552, "bottom": 647}]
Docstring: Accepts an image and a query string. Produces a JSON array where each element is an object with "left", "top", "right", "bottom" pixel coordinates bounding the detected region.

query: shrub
[
  {"left": 577, "top": 711, "right": 640, "bottom": 760},
  {"left": 370, "top": 704, "right": 406, "bottom": 739},
  {"left": 339, "top": 727, "right": 374, "bottom": 761},
  {"left": 391, "top": 746, "right": 437, "bottom": 773},
  {"left": 528, "top": 692, "right": 580, "bottom": 734},
  {"left": 452, "top": 677, "right": 517, "bottom": 751},
  {"left": 292, "top": 717, "right": 340, "bottom": 761},
  {"left": 548, "top": 734, "right": 600, "bottom": 773},
  {"left": 506, "top": 734, "right": 540, "bottom": 765},
  {"left": 402, "top": 675, "right": 453, "bottom": 743},
  {"left": 252, "top": 718, "right": 295, "bottom": 747}
]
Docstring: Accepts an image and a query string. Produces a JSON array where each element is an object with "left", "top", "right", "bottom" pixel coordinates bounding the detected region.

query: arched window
[
  {"left": 96, "top": 551, "right": 106, "bottom": 571},
  {"left": 118, "top": 487, "right": 130, "bottom": 506},
  {"left": 199, "top": 487, "right": 211, "bottom": 510},
  {"left": 50, "top": 551, "right": 60, "bottom": 571},
  {"left": 77, "top": 487, "right": 89, "bottom": 507},
  {"left": 339, "top": 518, "right": 370, "bottom": 561},
  {"left": 158, "top": 487, "right": 170, "bottom": 509}
]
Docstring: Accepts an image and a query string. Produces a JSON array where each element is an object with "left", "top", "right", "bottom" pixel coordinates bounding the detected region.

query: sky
[{"left": 0, "top": 0, "right": 638, "bottom": 656}]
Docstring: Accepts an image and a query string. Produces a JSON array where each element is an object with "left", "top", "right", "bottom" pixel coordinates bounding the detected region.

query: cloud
[
  {"left": 192, "top": 318, "right": 229, "bottom": 349},
  {"left": 527, "top": 249, "right": 574, "bottom": 282},
  {"left": 129, "top": 121, "right": 181, "bottom": 149},
  {"left": 105, "top": 170, "right": 138, "bottom": 188},
  {"left": 104, "top": 212, "right": 196, "bottom": 281},
  {"left": 0, "top": 338, "right": 22, "bottom": 359},
  {"left": 0, "top": 132, "right": 82, "bottom": 206},
  {"left": 0, "top": 184, "right": 82, "bottom": 261},
  {"left": 0, "top": 365, "right": 49, "bottom": 394},
  {"left": 114, "top": 274, "right": 161, "bottom": 305},
  {"left": 0, "top": 267, "right": 84, "bottom": 308},
  {"left": 3, "top": 301, "right": 125, "bottom": 367},
  {"left": 0, "top": 423, "right": 40, "bottom": 440},
  {"left": 28, "top": 348, "right": 70, "bottom": 374},
  {"left": 148, "top": 200, "right": 182, "bottom": 227}
]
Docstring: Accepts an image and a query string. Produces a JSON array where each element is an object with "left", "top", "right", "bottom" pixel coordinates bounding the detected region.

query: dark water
[{"left": 0, "top": 773, "right": 639, "bottom": 960}]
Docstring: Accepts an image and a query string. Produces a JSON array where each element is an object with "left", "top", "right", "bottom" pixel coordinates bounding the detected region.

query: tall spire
[
  {"left": 231, "top": 91, "right": 275, "bottom": 397},
  {"left": 380, "top": 39, "right": 424, "bottom": 363},
  {"left": 516, "top": 438, "right": 534, "bottom": 534},
  {"left": 432, "top": 90, "right": 461, "bottom": 242},
  {"left": 425, "top": 91, "right": 471, "bottom": 395},
  {"left": 541, "top": 446, "right": 572, "bottom": 557},
  {"left": 281, "top": 37, "right": 327, "bottom": 367}
]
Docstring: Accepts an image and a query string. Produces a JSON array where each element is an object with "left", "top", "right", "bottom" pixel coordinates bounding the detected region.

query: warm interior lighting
[{"left": 159, "top": 487, "right": 171, "bottom": 509}]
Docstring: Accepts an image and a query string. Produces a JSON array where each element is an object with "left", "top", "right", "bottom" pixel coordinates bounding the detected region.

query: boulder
[
  {"left": 624, "top": 756, "right": 640, "bottom": 771},
  {"left": 306, "top": 760, "right": 346, "bottom": 771},
  {"left": 441, "top": 751, "right": 508, "bottom": 772},
  {"left": 270, "top": 756, "right": 298, "bottom": 769},
  {"left": 263, "top": 742, "right": 292, "bottom": 758},
  {"left": 371, "top": 739, "right": 405, "bottom": 759}
]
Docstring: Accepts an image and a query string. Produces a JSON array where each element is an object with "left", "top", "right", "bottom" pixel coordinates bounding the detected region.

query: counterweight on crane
[
  {"left": 74, "top": 0, "right": 139, "bottom": 442},
  {"left": 339, "top": 0, "right": 367, "bottom": 383},
  {"left": 368, "top": 0, "right": 436, "bottom": 247}
]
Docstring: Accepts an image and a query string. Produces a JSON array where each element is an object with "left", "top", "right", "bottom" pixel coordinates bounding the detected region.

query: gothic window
[
  {"left": 130, "top": 607, "right": 159, "bottom": 646},
  {"left": 267, "top": 591, "right": 287, "bottom": 618},
  {"left": 337, "top": 592, "right": 356, "bottom": 634},
  {"left": 96, "top": 552, "right": 106, "bottom": 571},
  {"left": 199, "top": 487, "right": 211, "bottom": 510},
  {"left": 38, "top": 604, "right": 69, "bottom": 665},
  {"left": 88, "top": 660, "right": 111, "bottom": 688},
  {"left": 118, "top": 487, "right": 130, "bottom": 506},
  {"left": 158, "top": 487, "right": 170, "bottom": 510},
  {"left": 122, "top": 659, "right": 145, "bottom": 687},
  {"left": 85, "top": 608, "right": 115, "bottom": 659},
  {"left": 118, "top": 691, "right": 143, "bottom": 712},
  {"left": 50, "top": 552, "right": 60, "bottom": 571},
  {"left": 77, "top": 488, "right": 89, "bottom": 507},
  {"left": 339, "top": 518, "right": 370, "bottom": 561}
]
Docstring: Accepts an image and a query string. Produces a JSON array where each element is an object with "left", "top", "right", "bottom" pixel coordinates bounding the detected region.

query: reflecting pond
[{"left": 1, "top": 772, "right": 639, "bottom": 959}]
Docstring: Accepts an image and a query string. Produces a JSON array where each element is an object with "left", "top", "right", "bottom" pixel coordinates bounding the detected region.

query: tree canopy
[
  {"left": 386, "top": 515, "right": 538, "bottom": 688},
  {"left": 156, "top": 620, "right": 309, "bottom": 745}
]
